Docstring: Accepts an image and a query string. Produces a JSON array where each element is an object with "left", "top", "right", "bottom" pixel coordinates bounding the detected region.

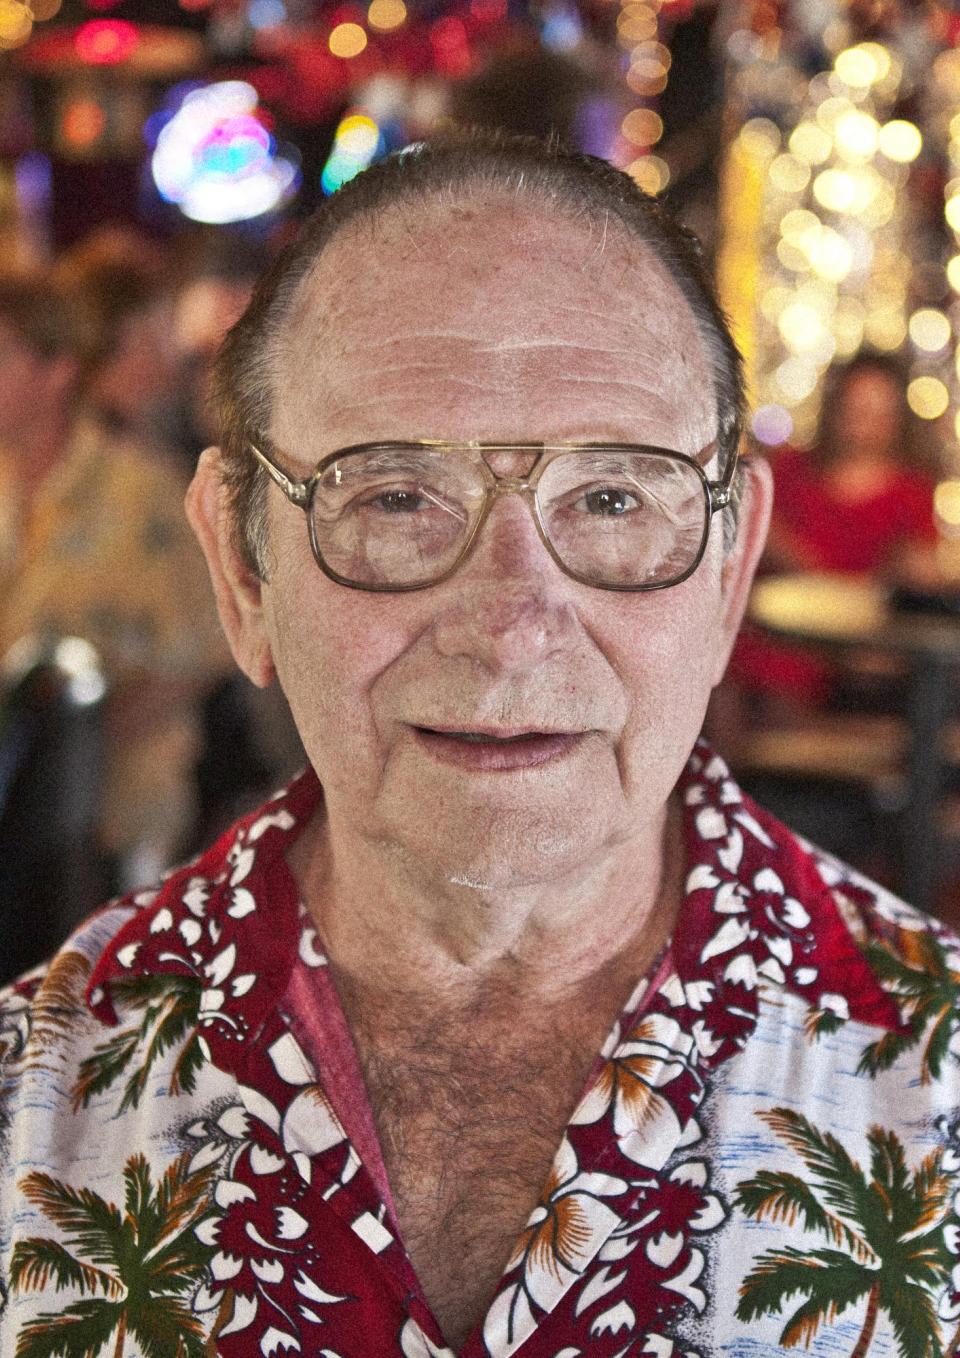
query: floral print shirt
[{"left": 2, "top": 742, "right": 960, "bottom": 1358}]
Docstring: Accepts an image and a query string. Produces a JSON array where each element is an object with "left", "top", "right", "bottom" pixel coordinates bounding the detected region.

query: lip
[{"left": 412, "top": 726, "right": 585, "bottom": 772}]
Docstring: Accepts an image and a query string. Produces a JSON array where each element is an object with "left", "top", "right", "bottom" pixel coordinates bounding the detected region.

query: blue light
[{"left": 249, "top": 0, "right": 286, "bottom": 29}]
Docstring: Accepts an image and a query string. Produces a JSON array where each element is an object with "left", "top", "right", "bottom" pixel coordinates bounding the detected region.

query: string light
[{"left": 717, "top": 21, "right": 917, "bottom": 447}]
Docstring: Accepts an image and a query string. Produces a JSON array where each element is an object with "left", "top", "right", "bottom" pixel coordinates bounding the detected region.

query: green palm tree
[
  {"left": 857, "top": 934, "right": 960, "bottom": 1085},
  {"left": 10, "top": 1151, "right": 214, "bottom": 1358},
  {"left": 734, "top": 1108, "right": 953, "bottom": 1358},
  {"left": 72, "top": 975, "right": 204, "bottom": 1114}
]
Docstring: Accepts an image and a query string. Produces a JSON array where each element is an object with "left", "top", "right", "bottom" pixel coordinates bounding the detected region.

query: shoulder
[{"left": 0, "top": 769, "right": 320, "bottom": 1173}]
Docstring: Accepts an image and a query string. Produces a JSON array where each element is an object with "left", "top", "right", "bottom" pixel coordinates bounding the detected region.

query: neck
[{"left": 289, "top": 797, "right": 683, "bottom": 1007}]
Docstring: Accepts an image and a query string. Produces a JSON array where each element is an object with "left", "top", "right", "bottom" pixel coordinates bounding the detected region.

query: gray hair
[{"left": 212, "top": 130, "right": 746, "bottom": 575}]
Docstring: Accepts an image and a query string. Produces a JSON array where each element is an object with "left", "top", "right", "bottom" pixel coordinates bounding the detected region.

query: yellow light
[
  {"left": 948, "top": 256, "right": 960, "bottom": 292},
  {"left": 776, "top": 357, "right": 818, "bottom": 403},
  {"left": 780, "top": 208, "right": 822, "bottom": 246},
  {"left": 813, "top": 168, "right": 858, "bottom": 213},
  {"left": 778, "top": 301, "right": 824, "bottom": 353},
  {"left": 935, "top": 479, "right": 960, "bottom": 528},
  {"left": 863, "top": 307, "right": 906, "bottom": 351},
  {"left": 878, "top": 120, "right": 922, "bottom": 164},
  {"left": 908, "top": 376, "right": 950, "bottom": 420},
  {"left": 621, "top": 107, "right": 663, "bottom": 146},
  {"left": 769, "top": 155, "right": 811, "bottom": 195},
  {"left": 807, "top": 226, "right": 853, "bottom": 282},
  {"left": 789, "top": 122, "right": 832, "bottom": 165},
  {"left": 859, "top": 41, "right": 892, "bottom": 81},
  {"left": 935, "top": 48, "right": 960, "bottom": 97},
  {"left": 0, "top": 0, "right": 31, "bottom": 42},
  {"left": 626, "top": 156, "right": 669, "bottom": 195},
  {"left": 816, "top": 96, "right": 854, "bottom": 132},
  {"left": 947, "top": 196, "right": 960, "bottom": 233},
  {"left": 336, "top": 113, "right": 380, "bottom": 158},
  {"left": 833, "top": 109, "right": 879, "bottom": 161},
  {"left": 909, "top": 309, "right": 952, "bottom": 353},
  {"left": 617, "top": 4, "right": 657, "bottom": 43},
  {"left": 30, "top": 0, "right": 61, "bottom": 18},
  {"left": 629, "top": 39, "right": 671, "bottom": 74},
  {"left": 368, "top": 0, "right": 406, "bottom": 29},
  {"left": 329, "top": 21, "right": 368, "bottom": 57},
  {"left": 739, "top": 118, "right": 780, "bottom": 158},
  {"left": 834, "top": 45, "right": 879, "bottom": 88},
  {"left": 626, "top": 65, "right": 668, "bottom": 96}
]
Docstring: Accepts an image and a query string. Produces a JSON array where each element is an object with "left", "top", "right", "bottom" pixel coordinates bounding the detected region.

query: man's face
[{"left": 207, "top": 198, "right": 766, "bottom": 891}]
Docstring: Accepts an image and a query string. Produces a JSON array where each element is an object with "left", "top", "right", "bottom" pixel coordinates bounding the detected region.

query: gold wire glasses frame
[{"left": 247, "top": 437, "right": 739, "bottom": 593}]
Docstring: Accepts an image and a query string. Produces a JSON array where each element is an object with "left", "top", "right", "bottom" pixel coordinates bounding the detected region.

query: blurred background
[{"left": 5, "top": 0, "right": 960, "bottom": 978}]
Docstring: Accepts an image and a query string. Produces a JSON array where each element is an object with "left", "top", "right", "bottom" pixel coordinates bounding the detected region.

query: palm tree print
[
  {"left": 72, "top": 975, "right": 204, "bottom": 1113},
  {"left": 734, "top": 1108, "right": 954, "bottom": 1357},
  {"left": 10, "top": 1151, "right": 214, "bottom": 1358},
  {"left": 857, "top": 934, "right": 960, "bottom": 1085}
]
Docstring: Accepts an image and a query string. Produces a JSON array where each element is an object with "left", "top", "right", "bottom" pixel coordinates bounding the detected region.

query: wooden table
[{"left": 749, "top": 573, "right": 960, "bottom": 913}]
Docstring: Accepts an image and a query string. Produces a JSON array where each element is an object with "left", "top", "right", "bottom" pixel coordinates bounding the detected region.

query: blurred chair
[{"left": 0, "top": 635, "right": 109, "bottom": 985}]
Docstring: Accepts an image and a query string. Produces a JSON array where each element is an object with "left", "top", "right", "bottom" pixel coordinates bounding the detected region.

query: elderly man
[{"left": 3, "top": 135, "right": 960, "bottom": 1358}]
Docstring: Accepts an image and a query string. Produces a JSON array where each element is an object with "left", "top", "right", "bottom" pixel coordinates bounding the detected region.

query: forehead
[{"left": 271, "top": 194, "right": 715, "bottom": 458}]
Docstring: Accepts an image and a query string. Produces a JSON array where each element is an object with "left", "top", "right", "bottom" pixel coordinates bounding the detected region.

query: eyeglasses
[{"left": 247, "top": 438, "right": 738, "bottom": 593}]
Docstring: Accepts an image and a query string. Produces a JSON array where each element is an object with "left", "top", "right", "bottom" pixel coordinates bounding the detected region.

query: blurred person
[
  {"left": 764, "top": 350, "right": 937, "bottom": 580},
  {"left": 3, "top": 136, "right": 960, "bottom": 1357},
  {"left": 727, "top": 350, "right": 938, "bottom": 714},
  {"left": 0, "top": 242, "right": 229, "bottom": 890}
]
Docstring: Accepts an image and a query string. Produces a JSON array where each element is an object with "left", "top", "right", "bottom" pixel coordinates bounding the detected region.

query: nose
[{"left": 430, "top": 494, "right": 578, "bottom": 673}]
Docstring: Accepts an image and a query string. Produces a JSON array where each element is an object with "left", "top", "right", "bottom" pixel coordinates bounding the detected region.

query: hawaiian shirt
[{"left": 3, "top": 742, "right": 960, "bottom": 1358}]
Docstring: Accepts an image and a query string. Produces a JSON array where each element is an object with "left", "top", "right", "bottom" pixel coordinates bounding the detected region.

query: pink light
[{"left": 75, "top": 19, "right": 139, "bottom": 65}]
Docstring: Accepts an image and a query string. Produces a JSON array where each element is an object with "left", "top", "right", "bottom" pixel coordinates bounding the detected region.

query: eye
[
  {"left": 367, "top": 489, "right": 427, "bottom": 513},
  {"left": 575, "top": 486, "right": 644, "bottom": 517}
]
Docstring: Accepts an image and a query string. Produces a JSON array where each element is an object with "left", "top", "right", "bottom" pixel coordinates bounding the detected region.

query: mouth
[{"left": 412, "top": 725, "right": 585, "bottom": 771}]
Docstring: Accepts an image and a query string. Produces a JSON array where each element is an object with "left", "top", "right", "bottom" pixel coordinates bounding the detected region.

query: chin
[{"left": 381, "top": 798, "right": 615, "bottom": 893}]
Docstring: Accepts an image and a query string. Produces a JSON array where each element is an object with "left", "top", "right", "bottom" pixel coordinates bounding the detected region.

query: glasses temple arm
[{"left": 248, "top": 442, "right": 311, "bottom": 508}]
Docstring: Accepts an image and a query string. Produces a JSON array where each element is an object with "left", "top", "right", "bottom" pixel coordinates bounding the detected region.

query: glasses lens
[
  {"left": 537, "top": 450, "right": 709, "bottom": 588},
  {"left": 311, "top": 446, "right": 484, "bottom": 587}
]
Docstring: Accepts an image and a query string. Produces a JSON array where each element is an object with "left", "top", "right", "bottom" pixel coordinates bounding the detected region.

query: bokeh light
[
  {"left": 752, "top": 404, "right": 794, "bottom": 446},
  {"left": 329, "top": 21, "right": 368, "bottom": 57},
  {"left": 833, "top": 110, "right": 879, "bottom": 162},
  {"left": 789, "top": 122, "right": 832, "bottom": 166},
  {"left": 151, "top": 81, "right": 299, "bottom": 223},
  {"left": 75, "top": 19, "right": 139, "bottom": 64},
  {"left": 621, "top": 108, "right": 663, "bottom": 147},
  {"left": 625, "top": 155, "right": 669, "bottom": 195},
  {"left": 935, "top": 479, "right": 960, "bottom": 528},
  {"left": 909, "top": 309, "right": 952, "bottom": 353},
  {"left": 878, "top": 120, "right": 922, "bottom": 163},
  {"left": 834, "top": 44, "right": 881, "bottom": 88},
  {"left": 367, "top": 0, "right": 406, "bottom": 30},
  {"left": 907, "top": 376, "right": 950, "bottom": 420},
  {"left": 0, "top": 0, "right": 32, "bottom": 47},
  {"left": 321, "top": 112, "right": 383, "bottom": 194}
]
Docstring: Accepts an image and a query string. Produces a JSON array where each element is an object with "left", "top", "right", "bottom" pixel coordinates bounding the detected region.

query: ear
[
  {"left": 711, "top": 455, "right": 773, "bottom": 686},
  {"left": 185, "top": 448, "right": 277, "bottom": 688}
]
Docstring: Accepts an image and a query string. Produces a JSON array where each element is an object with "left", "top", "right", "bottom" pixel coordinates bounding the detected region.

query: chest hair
[{"left": 346, "top": 998, "right": 613, "bottom": 1352}]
